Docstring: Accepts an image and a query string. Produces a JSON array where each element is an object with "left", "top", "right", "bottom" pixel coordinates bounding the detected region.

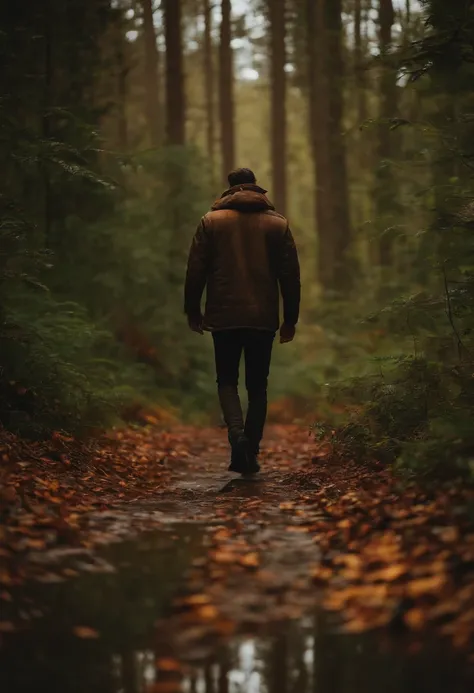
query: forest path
[{"left": 1, "top": 425, "right": 474, "bottom": 692}]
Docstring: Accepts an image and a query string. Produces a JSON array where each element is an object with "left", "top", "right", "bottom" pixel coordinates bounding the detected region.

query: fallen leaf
[
  {"left": 404, "top": 608, "right": 426, "bottom": 630},
  {"left": 195, "top": 605, "right": 219, "bottom": 621},
  {"left": 240, "top": 552, "right": 260, "bottom": 569},
  {"left": 155, "top": 658, "right": 181, "bottom": 672},
  {"left": 0, "top": 621, "right": 16, "bottom": 632},
  {"left": 147, "top": 684, "right": 182, "bottom": 693},
  {"left": 72, "top": 626, "right": 100, "bottom": 639},
  {"left": 180, "top": 594, "right": 211, "bottom": 606},
  {"left": 367, "top": 564, "right": 407, "bottom": 582},
  {"left": 406, "top": 575, "right": 447, "bottom": 598}
]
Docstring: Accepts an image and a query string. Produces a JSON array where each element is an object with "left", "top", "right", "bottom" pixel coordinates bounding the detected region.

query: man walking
[{"left": 184, "top": 168, "right": 300, "bottom": 475}]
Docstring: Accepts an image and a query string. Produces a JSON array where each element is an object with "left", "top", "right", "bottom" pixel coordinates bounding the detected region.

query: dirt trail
[
  {"left": 145, "top": 425, "right": 327, "bottom": 626},
  {"left": 2, "top": 424, "right": 474, "bottom": 692}
]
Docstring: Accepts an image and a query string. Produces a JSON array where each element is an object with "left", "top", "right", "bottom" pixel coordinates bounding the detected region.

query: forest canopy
[{"left": 2, "top": 0, "right": 474, "bottom": 477}]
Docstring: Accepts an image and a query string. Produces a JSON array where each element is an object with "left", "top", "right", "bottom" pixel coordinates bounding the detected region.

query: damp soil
[{"left": 1, "top": 426, "right": 473, "bottom": 692}]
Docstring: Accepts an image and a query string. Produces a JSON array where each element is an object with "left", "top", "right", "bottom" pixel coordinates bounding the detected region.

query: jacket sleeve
[
  {"left": 184, "top": 217, "right": 211, "bottom": 318},
  {"left": 278, "top": 224, "right": 301, "bottom": 326}
]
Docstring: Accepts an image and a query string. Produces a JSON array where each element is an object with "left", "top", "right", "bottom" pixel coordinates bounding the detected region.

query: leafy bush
[
  {"left": 0, "top": 289, "right": 158, "bottom": 437},
  {"left": 1, "top": 97, "right": 216, "bottom": 436}
]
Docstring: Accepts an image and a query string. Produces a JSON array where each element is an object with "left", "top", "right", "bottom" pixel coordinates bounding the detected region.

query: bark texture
[
  {"left": 307, "top": 0, "right": 352, "bottom": 292},
  {"left": 164, "top": 0, "right": 185, "bottom": 145},
  {"left": 326, "top": 0, "right": 352, "bottom": 286},
  {"left": 307, "top": 0, "right": 332, "bottom": 289},
  {"left": 141, "top": 0, "right": 161, "bottom": 147},
  {"left": 203, "top": 0, "right": 216, "bottom": 179},
  {"left": 219, "top": 0, "right": 235, "bottom": 183},
  {"left": 269, "top": 0, "right": 287, "bottom": 216},
  {"left": 376, "top": 0, "right": 397, "bottom": 266}
]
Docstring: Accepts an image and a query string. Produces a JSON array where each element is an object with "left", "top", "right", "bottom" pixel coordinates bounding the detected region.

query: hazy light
[
  {"left": 240, "top": 67, "right": 259, "bottom": 81},
  {"left": 126, "top": 30, "right": 138, "bottom": 42},
  {"left": 285, "top": 63, "right": 295, "bottom": 73},
  {"left": 231, "top": 37, "right": 246, "bottom": 49},
  {"left": 125, "top": 8, "right": 134, "bottom": 19}
]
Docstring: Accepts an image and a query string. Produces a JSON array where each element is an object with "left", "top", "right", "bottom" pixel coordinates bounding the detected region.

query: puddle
[{"left": 1, "top": 525, "right": 472, "bottom": 693}]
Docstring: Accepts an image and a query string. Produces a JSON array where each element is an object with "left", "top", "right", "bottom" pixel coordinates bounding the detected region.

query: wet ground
[{"left": 1, "top": 427, "right": 473, "bottom": 692}]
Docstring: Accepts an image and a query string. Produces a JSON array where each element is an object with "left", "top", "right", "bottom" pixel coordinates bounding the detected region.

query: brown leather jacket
[{"left": 184, "top": 184, "right": 300, "bottom": 332}]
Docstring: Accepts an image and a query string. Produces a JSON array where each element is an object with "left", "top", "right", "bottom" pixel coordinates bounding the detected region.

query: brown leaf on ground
[
  {"left": 240, "top": 552, "right": 260, "bottom": 569},
  {"left": 155, "top": 658, "right": 181, "bottom": 672},
  {"left": 2, "top": 423, "right": 474, "bottom": 663},
  {"left": 72, "top": 626, "right": 100, "bottom": 639}
]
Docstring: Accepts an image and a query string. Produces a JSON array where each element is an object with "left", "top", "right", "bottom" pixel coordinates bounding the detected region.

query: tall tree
[
  {"left": 354, "top": 0, "right": 366, "bottom": 126},
  {"left": 163, "top": 0, "right": 185, "bottom": 145},
  {"left": 42, "top": 0, "right": 53, "bottom": 244},
  {"left": 326, "top": 0, "right": 352, "bottom": 288},
  {"left": 269, "top": 0, "right": 287, "bottom": 215},
  {"left": 112, "top": 13, "right": 129, "bottom": 152},
  {"left": 219, "top": 0, "right": 235, "bottom": 183},
  {"left": 376, "top": 0, "right": 397, "bottom": 267},
  {"left": 307, "top": 0, "right": 352, "bottom": 292},
  {"left": 203, "top": 0, "right": 216, "bottom": 180},
  {"left": 141, "top": 0, "right": 162, "bottom": 147},
  {"left": 306, "top": 0, "right": 333, "bottom": 291},
  {"left": 218, "top": 648, "right": 230, "bottom": 693}
]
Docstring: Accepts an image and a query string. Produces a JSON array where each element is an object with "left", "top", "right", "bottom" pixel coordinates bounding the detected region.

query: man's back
[
  {"left": 184, "top": 183, "right": 300, "bottom": 332},
  {"left": 184, "top": 168, "right": 301, "bottom": 476}
]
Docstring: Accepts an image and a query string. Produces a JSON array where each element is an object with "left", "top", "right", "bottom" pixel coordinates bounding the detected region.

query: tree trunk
[
  {"left": 353, "top": 0, "right": 366, "bottom": 232},
  {"left": 269, "top": 0, "right": 287, "bottom": 216},
  {"left": 354, "top": 0, "right": 366, "bottom": 126},
  {"left": 269, "top": 631, "right": 288, "bottom": 693},
  {"left": 164, "top": 0, "right": 185, "bottom": 145},
  {"left": 219, "top": 0, "right": 235, "bottom": 183},
  {"left": 121, "top": 650, "right": 138, "bottom": 693},
  {"left": 326, "top": 0, "right": 353, "bottom": 288},
  {"left": 203, "top": 0, "right": 216, "bottom": 180},
  {"left": 217, "top": 647, "right": 230, "bottom": 693},
  {"left": 376, "top": 0, "right": 397, "bottom": 267},
  {"left": 116, "top": 31, "right": 129, "bottom": 151},
  {"left": 204, "top": 661, "right": 215, "bottom": 692},
  {"left": 362, "top": 0, "right": 374, "bottom": 171},
  {"left": 306, "top": 0, "right": 334, "bottom": 291},
  {"left": 43, "top": 0, "right": 53, "bottom": 246},
  {"left": 141, "top": 0, "right": 162, "bottom": 147}
]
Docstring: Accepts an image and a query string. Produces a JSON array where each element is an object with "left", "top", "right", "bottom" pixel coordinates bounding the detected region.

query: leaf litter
[{"left": 1, "top": 423, "right": 474, "bottom": 663}]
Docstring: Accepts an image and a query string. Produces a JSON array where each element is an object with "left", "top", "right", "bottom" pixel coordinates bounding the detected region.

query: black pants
[{"left": 212, "top": 329, "right": 275, "bottom": 452}]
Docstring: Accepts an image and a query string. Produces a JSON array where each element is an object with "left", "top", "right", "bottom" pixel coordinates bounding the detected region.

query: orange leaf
[
  {"left": 368, "top": 564, "right": 407, "bottom": 582},
  {"left": 0, "top": 621, "right": 16, "bottom": 632},
  {"left": 196, "top": 605, "right": 219, "bottom": 621},
  {"left": 181, "top": 594, "right": 211, "bottom": 606},
  {"left": 404, "top": 608, "right": 426, "bottom": 630},
  {"left": 240, "top": 552, "right": 260, "bottom": 569},
  {"left": 406, "top": 574, "right": 447, "bottom": 598},
  {"left": 211, "top": 550, "right": 236, "bottom": 564},
  {"left": 147, "top": 684, "right": 182, "bottom": 693},
  {"left": 73, "top": 626, "right": 100, "bottom": 639},
  {"left": 156, "top": 658, "right": 181, "bottom": 672}
]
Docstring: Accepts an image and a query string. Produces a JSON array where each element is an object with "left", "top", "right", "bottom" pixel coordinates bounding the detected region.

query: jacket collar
[{"left": 211, "top": 184, "right": 275, "bottom": 212}]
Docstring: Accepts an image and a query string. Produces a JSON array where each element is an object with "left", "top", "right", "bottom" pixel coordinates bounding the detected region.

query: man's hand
[
  {"left": 280, "top": 322, "right": 296, "bottom": 344},
  {"left": 187, "top": 314, "right": 204, "bottom": 335}
]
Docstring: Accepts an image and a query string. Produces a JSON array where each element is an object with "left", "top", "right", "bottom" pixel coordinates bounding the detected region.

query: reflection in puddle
[
  {"left": 0, "top": 528, "right": 471, "bottom": 693},
  {"left": 178, "top": 617, "right": 468, "bottom": 693}
]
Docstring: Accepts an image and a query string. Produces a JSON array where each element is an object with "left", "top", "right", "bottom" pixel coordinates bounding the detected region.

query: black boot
[
  {"left": 218, "top": 385, "right": 254, "bottom": 473},
  {"left": 229, "top": 435, "right": 260, "bottom": 475},
  {"left": 244, "top": 387, "right": 267, "bottom": 467}
]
